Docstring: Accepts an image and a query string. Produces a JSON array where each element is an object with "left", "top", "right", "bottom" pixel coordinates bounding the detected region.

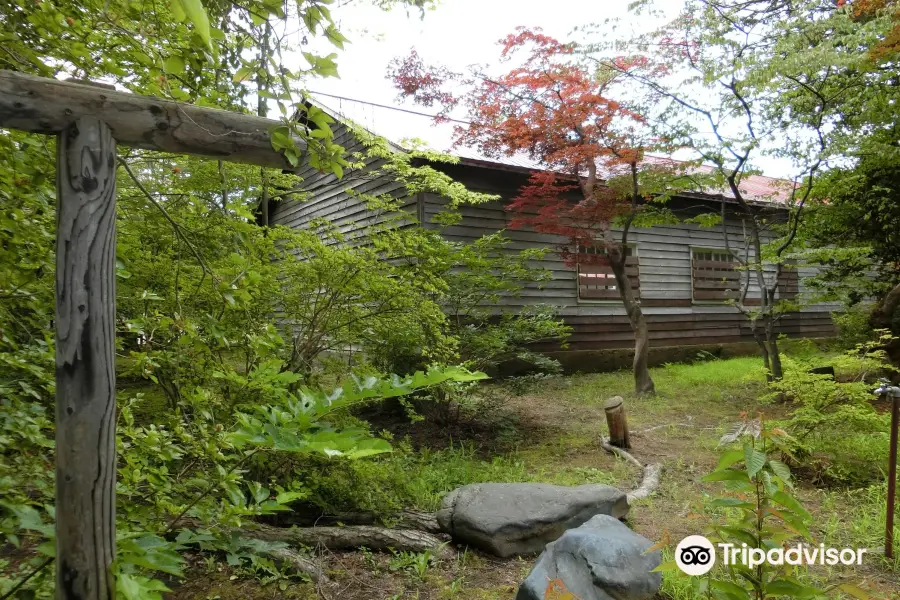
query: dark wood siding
[
  {"left": 274, "top": 146, "right": 837, "bottom": 354},
  {"left": 420, "top": 164, "right": 837, "bottom": 351},
  {"left": 270, "top": 122, "right": 417, "bottom": 244}
]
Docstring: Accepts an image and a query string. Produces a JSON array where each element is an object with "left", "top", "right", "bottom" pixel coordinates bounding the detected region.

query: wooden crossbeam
[
  {"left": 0, "top": 70, "right": 314, "bottom": 600},
  {"left": 0, "top": 69, "right": 306, "bottom": 170}
]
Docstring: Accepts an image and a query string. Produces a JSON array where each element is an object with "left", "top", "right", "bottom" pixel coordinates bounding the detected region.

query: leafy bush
[
  {"left": 763, "top": 334, "right": 896, "bottom": 484},
  {"left": 833, "top": 304, "right": 876, "bottom": 348},
  {"left": 1, "top": 352, "right": 484, "bottom": 598},
  {"left": 658, "top": 417, "right": 866, "bottom": 600}
]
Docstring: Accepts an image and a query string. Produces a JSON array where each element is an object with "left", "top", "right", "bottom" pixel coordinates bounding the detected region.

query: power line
[{"left": 305, "top": 90, "right": 472, "bottom": 125}]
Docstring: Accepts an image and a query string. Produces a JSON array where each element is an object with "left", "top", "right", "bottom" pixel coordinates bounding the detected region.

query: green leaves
[
  {"left": 117, "top": 573, "right": 172, "bottom": 600},
  {"left": 743, "top": 445, "right": 767, "bottom": 478},
  {"left": 715, "top": 449, "right": 744, "bottom": 470},
  {"left": 229, "top": 366, "right": 486, "bottom": 458},
  {"left": 767, "top": 459, "right": 792, "bottom": 485},
  {"left": 709, "top": 579, "right": 751, "bottom": 600},
  {"left": 765, "top": 578, "right": 821, "bottom": 599},
  {"left": 772, "top": 490, "right": 811, "bottom": 521},
  {"left": 233, "top": 65, "right": 254, "bottom": 84},
  {"left": 702, "top": 419, "right": 828, "bottom": 599},
  {"left": 302, "top": 51, "right": 340, "bottom": 78},
  {"left": 164, "top": 55, "right": 186, "bottom": 74},
  {"left": 173, "top": 0, "right": 212, "bottom": 51}
]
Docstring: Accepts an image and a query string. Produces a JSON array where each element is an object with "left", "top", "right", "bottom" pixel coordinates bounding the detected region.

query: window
[
  {"left": 691, "top": 248, "right": 739, "bottom": 302},
  {"left": 577, "top": 245, "right": 640, "bottom": 301},
  {"left": 776, "top": 263, "right": 799, "bottom": 299}
]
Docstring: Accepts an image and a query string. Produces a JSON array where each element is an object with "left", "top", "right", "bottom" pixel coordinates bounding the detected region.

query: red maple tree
[{"left": 389, "top": 28, "right": 687, "bottom": 394}]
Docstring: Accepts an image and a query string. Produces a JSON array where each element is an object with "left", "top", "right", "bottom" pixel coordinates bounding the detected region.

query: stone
[
  {"left": 436, "top": 483, "right": 628, "bottom": 557},
  {"left": 515, "top": 514, "right": 662, "bottom": 600}
]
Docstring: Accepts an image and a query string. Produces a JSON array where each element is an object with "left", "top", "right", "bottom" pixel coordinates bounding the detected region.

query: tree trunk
[
  {"left": 871, "top": 281, "right": 900, "bottom": 332},
  {"left": 609, "top": 250, "right": 655, "bottom": 395},
  {"left": 257, "top": 23, "right": 271, "bottom": 227},
  {"left": 764, "top": 314, "right": 783, "bottom": 380}
]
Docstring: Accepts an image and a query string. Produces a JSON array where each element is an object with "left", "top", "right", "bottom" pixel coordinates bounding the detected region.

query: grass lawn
[{"left": 170, "top": 354, "right": 900, "bottom": 600}]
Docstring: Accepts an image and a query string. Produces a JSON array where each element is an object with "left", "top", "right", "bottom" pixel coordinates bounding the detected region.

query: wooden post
[
  {"left": 55, "top": 117, "right": 118, "bottom": 600},
  {"left": 0, "top": 71, "right": 315, "bottom": 598},
  {"left": 604, "top": 396, "right": 631, "bottom": 449},
  {"left": 887, "top": 392, "right": 898, "bottom": 559}
]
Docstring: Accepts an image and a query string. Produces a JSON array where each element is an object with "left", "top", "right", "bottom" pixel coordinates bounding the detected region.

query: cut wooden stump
[{"left": 604, "top": 396, "right": 631, "bottom": 449}]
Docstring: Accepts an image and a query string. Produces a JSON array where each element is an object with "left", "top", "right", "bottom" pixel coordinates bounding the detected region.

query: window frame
[
  {"left": 690, "top": 246, "right": 741, "bottom": 305},
  {"left": 575, "top": 243, "right": 640, "bottom": 304}
]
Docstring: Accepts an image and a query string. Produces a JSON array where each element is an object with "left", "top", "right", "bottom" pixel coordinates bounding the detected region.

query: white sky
[{"left": 301, "top": 0, "right": 795, "bottom": 178}]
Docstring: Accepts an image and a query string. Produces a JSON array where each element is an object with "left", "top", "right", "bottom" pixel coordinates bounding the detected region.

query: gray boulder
[
  {"left": 515, "top": 514, "right": 661, "bottom": 600},
  {"left": 436, "top": 483, "right": 628, "bottom": 557}
]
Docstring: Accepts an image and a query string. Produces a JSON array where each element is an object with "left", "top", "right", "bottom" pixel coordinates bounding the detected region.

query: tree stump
[{"left": 604, "top": 396, "right": 631, "bottom": 449}]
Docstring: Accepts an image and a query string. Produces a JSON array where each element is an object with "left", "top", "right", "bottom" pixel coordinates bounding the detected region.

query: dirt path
[{"left": 170, "top": 362, "right": 900, "bottom": 599}]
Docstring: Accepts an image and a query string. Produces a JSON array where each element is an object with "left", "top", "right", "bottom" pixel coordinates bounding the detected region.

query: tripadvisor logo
[
  {"left": 675, "top": 535, "right": 716, "bottom": 576},
  {"left": 675, "top": 535, "right": 866, "bottom": 576}
]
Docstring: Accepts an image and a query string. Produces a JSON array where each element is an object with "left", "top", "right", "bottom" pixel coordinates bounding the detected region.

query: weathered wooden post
[
  {"left": 55, "top": 117, "right": 118, "bottom": 600},
  {"left": 875, "top": 379, "right": 900, "bottom": 559},
  {"left": 604, "top": 395, "right": 631, "bottom": 449},
  {"left": 0, "top": 68, "right": 309, "bottom": 599}
]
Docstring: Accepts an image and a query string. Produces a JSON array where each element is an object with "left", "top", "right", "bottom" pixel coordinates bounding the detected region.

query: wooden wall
[
  {"left": 421, "top": 162, "right": 838, "bottom": 351},
  {"left": 270, "top": 122, "right": 416, "bottom": 243},
  {"left": 273, "top": 137, "right": 837, "bottom": 353}
]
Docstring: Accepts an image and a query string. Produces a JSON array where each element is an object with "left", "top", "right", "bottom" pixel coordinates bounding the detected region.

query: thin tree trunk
[
  {"left": 871, "top": 281, "right": 900, "bottom": 331},
  {"left": 609, "top": 250, "right": 655, "bottom": 395},
  {"left": 257, "top": 23, "right": 271, "bottom": 227},
  {"left": 764, "top": 310, "right": 783, "bottom": 380},
  {"left": 750, "top": 320, "right": 772, "bottom": 379}
]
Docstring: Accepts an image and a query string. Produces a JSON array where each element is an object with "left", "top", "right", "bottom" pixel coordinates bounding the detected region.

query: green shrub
[
  {"left": 832, "top": 304, "right": 876, "bottom": 348},
  {"left": 658, "top": 417, "right": 866, "bottom": 599},
  {"left": 764, "top": 334, "right": 896, "bottom": 484}
]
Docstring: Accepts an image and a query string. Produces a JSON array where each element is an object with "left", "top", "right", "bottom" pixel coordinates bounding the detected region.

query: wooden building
[{"left": 271, "top": 102, "right": 837, "bottom": 369}]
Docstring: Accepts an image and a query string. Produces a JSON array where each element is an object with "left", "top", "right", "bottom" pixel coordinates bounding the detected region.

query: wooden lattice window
[
  {"left": 777, "top": 263, "right": 799, "bottom": 299},
  {"left": 577, "top": 245, "right": 640, "bottom": 301},
  {"left": 692, "top": 248, "right": 740, "bottom": 302}
]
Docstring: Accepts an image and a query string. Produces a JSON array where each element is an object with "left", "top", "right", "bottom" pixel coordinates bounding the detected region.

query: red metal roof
[{"left": 314, "top": 95, "right": 795, "bottom": 205}]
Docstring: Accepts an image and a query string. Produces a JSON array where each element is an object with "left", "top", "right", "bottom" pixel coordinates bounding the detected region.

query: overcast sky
[{"left": 301, "top": 0, "right": 795, "bottom": 178}]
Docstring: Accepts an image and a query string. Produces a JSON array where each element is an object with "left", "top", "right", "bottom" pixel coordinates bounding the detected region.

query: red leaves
[
  {"left": 499, "top": 27, "right": 575, "bottom": 60},
  {"left": 386, "top": 49, "right": 460, "bottom": 111},
  {"left": 388, "top": 27, "right": 649, "bottom": 266},
  {"left": 507, "top": 171, "right": 627, "bottom": 268}
]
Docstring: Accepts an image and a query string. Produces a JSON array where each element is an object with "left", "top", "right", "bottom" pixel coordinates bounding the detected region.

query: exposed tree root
[
  {"left": 626, "top": 462, "right": 662, "bottom": 503},
  {"left": 265, "top": 547, "right": 329, "bottom": 583},
  {"left": 177, "top": 516, "right": 451, "bottom": 580},
  {"left": 271, "top": 509, "right": 441, "bottom": 534},
  {"left": 599, "top": 436, "right": 663, "bottom": 504}
]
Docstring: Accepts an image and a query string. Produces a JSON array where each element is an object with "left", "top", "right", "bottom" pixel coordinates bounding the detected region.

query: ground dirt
[{"left": 169, "top": 359, "right": 900, "bottom": 600}]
